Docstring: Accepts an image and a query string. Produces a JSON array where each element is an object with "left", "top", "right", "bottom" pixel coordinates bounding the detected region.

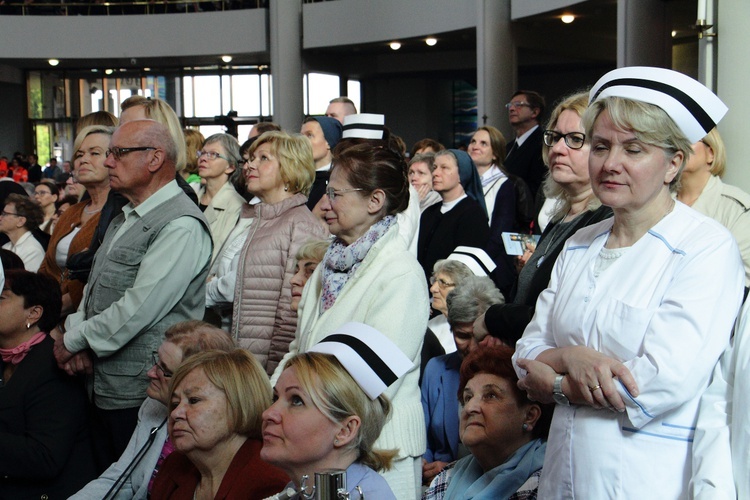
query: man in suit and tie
[{"left": 503, "top": 90, "right": 546, "bottom": 196}]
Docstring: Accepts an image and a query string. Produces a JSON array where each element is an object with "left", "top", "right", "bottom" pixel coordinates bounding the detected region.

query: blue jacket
[{"left": 421, "top": 351, "right": 462, "bottom": 463}]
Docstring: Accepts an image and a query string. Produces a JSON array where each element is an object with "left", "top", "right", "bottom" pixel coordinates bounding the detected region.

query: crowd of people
[{"left": 2, "top": 65, "right": 750, "bottom": 500}]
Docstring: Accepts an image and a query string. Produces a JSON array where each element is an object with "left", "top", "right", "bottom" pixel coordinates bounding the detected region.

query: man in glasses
[
  {"left": 53, "top": 119, "right": 212, "bottom": 470},
  {"left": 504, "top": 90, "right": 547, "bottom": 195}
]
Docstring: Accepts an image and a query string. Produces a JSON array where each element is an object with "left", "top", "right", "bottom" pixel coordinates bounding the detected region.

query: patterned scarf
[
  {"left": 0, "top": 332, "right": 46, "bottom": 365},
  {"left": 320, "top": 216, "right": 396, "bottom": 312}
]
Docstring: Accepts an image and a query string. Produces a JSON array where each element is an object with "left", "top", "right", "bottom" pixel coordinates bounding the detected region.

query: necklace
[{"left": 83, "top": 204, "right": 103, "bottom": 215}]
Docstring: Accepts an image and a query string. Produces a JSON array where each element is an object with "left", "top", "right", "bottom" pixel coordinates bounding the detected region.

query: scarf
[
  {"left": 320, "top": 216, "right": 396, "bottom": 312},
  {"left": 444, "top": 439, "right": 546, "bottom": 500},
  {"left": 0, "top": 332, "right": 46, "bottom": 364}
]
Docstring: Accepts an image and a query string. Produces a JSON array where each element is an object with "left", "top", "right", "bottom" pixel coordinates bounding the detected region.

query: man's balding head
[{"left": 105, "top": 119, "right": 177, "bottom": 205}]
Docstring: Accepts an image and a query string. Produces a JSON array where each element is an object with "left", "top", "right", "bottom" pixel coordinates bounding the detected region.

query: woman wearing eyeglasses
[
  {"left": 0, "top": 194, "right": 46, "bottom": 272},
  {"left": 475, "top": 93, "right": 612, "bottom": 348},
  {"left": 70, "top": 320, "right": 235, "bottom": 500},
  {"left": 207, "top": 131, "right": 326, "bottom": 373},
  {"left": 196, "top": 134, "right": 245, "bottom": 264},
  {"left": 275, "top": 143, "right": 430, "bottom": 499}
]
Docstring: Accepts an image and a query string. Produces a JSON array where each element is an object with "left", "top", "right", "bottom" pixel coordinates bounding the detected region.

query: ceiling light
[
  {"left": 425, "top": 37, "right": 437, "bottom": 46},
  {"left": 221, "top": 55, "right": 233, "bottom": 63},
  {"left": 561, "top": 14, "right": 575, "bottom": 24},
  {"left": 105, "top": 69, "right": 114, "bottom": 75},
  {"left": 671, "top": 30, "right": 677, "bottom": 37},
  {"left": 143, "top": 67, "right": 151, "bottom": 72},
  {"left": 389, "top": 42, "right": 401, "bottom": 50},
  {"left": 48, "top": 59, "right": 59, "bottom": 66}
]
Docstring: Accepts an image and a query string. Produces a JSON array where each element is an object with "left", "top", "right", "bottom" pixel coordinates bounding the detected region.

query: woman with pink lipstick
[
  {"left": 220, "top": 131, "right": 326, "bottom": 376},
  {"left": 152, "top": 349, "right": 288, "bottom": 499},
  {"left": 513, "top": 67, "right": 744, "bottom": 498},
  {"left": 262, "top": 323, "right": 407, "bottom": 499}
]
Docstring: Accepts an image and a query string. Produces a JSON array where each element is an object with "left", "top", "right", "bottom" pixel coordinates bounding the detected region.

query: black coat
[
  {"left": 504, "top": 126, "right": 547, "bottom": 196},
  {"left": 0, "top": 336, "right": 97, "bottom": 499},
  {"left": 417, "top": 196, "right": 489, "bottom": 282}
]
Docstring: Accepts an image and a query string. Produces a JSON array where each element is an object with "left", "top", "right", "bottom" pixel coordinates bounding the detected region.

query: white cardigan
[
  {"left": 274, "top": 222, "right": 430, "bottom": 459},
  {"left": 199, "top": 181, "right": 246, "bottom": 264}
]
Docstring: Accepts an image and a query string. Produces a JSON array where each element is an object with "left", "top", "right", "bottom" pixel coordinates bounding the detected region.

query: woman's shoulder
[{"left": 345, "top": 462, "right": 396, "bottom": 499}]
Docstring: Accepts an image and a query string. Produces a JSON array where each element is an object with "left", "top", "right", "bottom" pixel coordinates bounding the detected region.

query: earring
[
  {"left": 522, "top": 423, "right": 529, "bottom": 431},
  {"left": 27, "top": 322, "right": 31, "bottom": 330},
  {"left": 284, "top": 185, "right": 289, "bottom": 192},
  {"left": 334, "top": 439, "right": 339, "bottom": 445}
]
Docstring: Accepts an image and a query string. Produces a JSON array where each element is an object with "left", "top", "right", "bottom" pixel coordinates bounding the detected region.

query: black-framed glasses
[
  {"left": 543, "top": 130, "right": 586, "bottom": 150},
  {"left": 105, "top": 146, "right": 157, "bottom": 161},
  {"left": 505, "top": 101, "right": 531, "bottom": 109},
  {"left": 152, "top": 352, "right": 173, "bottom": 379},
  {"left": 326, "top": 186, "right": 365, "bottom": 201},
  {"left": 34, "top": 190, "right": 52, "bottom": 196},
  {"left": 196, "top": 150, "right": 229, "bottom": 161},
  {"left": 430, "top": 275, "right": 456, "bottom": 289},
  {"left": 0, "top": 210, "right": 20, "bottom": 217}
]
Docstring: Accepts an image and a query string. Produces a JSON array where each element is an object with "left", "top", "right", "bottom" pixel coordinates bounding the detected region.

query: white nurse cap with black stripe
[
  {"left": 589, "top": 66, "right": 728, "bottom": 143},
  {"left": 447, "top": 246, "right": 497, "bottom": 277},
  {"left": 342, "top": 113, "right": 386, "bottom": 140},
  {"left": 309, "top": 322, "right": 413, "bottom": 400}
]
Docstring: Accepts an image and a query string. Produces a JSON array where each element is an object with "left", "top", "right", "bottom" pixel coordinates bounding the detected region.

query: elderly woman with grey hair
[
  {"left": 421, "top": 276, "right": 504, "bottom": 485},
  {"left": 427, "top": 258, "right": 475, "bottom": 353},
  {"left": 197, "top": 133, "right": 246, "bottom": 263}
]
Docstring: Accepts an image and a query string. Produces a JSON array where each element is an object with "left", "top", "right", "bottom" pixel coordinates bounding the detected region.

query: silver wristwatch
[{"left": 553, "top": 374, "right": 570, "bottom": 406}]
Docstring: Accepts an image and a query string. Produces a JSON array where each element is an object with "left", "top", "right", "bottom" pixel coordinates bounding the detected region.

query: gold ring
[{"left": 589, "top": 384, "right": 602, "bottom": 392}]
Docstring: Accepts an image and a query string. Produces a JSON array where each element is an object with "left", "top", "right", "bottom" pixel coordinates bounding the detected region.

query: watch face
[{"left": 553, "top": 392, "right": 570, "bottom": 406}]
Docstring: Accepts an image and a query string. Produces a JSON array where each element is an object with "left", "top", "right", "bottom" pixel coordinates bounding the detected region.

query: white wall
[{"left": 0, "top": 10, "right": 266, "bottom": 60}]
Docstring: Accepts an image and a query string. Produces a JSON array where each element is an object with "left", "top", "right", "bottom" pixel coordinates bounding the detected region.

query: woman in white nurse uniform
[{"left": 512, "top": 67, "right": 745, "bottom": 499}]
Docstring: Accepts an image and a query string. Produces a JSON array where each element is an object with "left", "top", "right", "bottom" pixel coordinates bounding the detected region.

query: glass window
[
  {"left": 222, "top": 75, "right": 232, "bottom": 115},
  {"left": 306, "top": 73, "right": 340, "bottom": 115},
  {"left": 261, "top": 74, "right": 272, "bottom": 117},
  {"left": 232, "top": 74, "right": 261, "bottom": 116},
  {"left": 183, "top": 76, "right": 194, "bottom": 117},
  {"left": 347, "top": 80, "right": 361, "bottom": 111},
  {"left": 193, "top": 75, "right": 221, "bottom": 117}
]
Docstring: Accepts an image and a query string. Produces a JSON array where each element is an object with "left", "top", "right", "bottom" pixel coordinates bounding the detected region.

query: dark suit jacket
[
  {"left": 504, "top": 126, "right": 547, "bottom": 196},
  {"left": 0, "top": 336, "right": 97, "bottom": 499},
  {"left": 151, "top": 438, "right": 289, "bottom": 499},
  {"left": 417, "top": 197, "right": 489, "bottom": 282}
]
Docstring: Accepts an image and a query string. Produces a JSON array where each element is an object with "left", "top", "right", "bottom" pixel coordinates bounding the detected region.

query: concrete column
[
  {"left": 617, "top": 0, "right": 670, "bottom": 67},
  {"left": 476, "top": 0, "right": 514, "bottom": 136},
  {"left": 270, "top": 0, "right": 303, "bottom": 131},
  {"left": 717, "top": 0, "right": 750, "bottom": 192}
]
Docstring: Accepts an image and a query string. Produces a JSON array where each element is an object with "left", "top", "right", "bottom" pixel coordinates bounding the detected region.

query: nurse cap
[
  {"left": 447, "top": 246, "right": 497, "bottom": 277},
  {"left": 342, "top": 113, "right": 385, "bottom": 140},
  {"left": 309, "top": 322, "right": 413, "bottom": 400},
  {"left": 588, "top": 66, "right": 728, "bottom": 143}
]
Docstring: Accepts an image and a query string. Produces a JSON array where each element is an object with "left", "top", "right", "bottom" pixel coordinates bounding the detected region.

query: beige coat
[{"left": 199, "top": 181, "right": 246, "bottom": 263}]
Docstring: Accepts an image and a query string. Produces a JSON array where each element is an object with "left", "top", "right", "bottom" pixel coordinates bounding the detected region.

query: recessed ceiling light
[
  {"left": 561, "top": 14, "right": 575, "bottom": 24},
  {"left": 105, "top": 69, "right": 114, "bottom": 75},
  {"left": 671, "top": 30, "right": 677, "bottom": 37},
  {"left": 221, "top": 55, "right": 233, "bottom": 63},
  {"left": 390, "top": 42, "right": 401, "bottom": 50},
  {"left": 425, "top": 37, "right": 437, "bottom": 46},
  {"left": 48, "top": 59, "right": 60, "bottom": 66}
]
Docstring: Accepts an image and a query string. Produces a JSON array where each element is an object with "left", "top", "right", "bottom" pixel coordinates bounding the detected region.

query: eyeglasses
[
  {"left": 152, "top": 352, "right": 173, "bottom": 379},
  {"left": 430, "top": 275, "right": 456, "bottom": 289},
  {"left": 34, "top": 190, "right": 52, "bottom": 196},
  {"left": 105, "top": 146, "right": 157, "bottom": 161},
  {"left": 196, "top": 150, "right": 229, "bottom": 161},
  {"left": 326, "top": 186, "right": 365, "bottom": 201},
  {"left": 543, "top": 130, "right": 586, "bottom": 150},
  {"left": 505, "top": 101, "right": 531, "bottom": 109},
  {"left": 0, "top": 210, "right": 20, "bottom": 217}
]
